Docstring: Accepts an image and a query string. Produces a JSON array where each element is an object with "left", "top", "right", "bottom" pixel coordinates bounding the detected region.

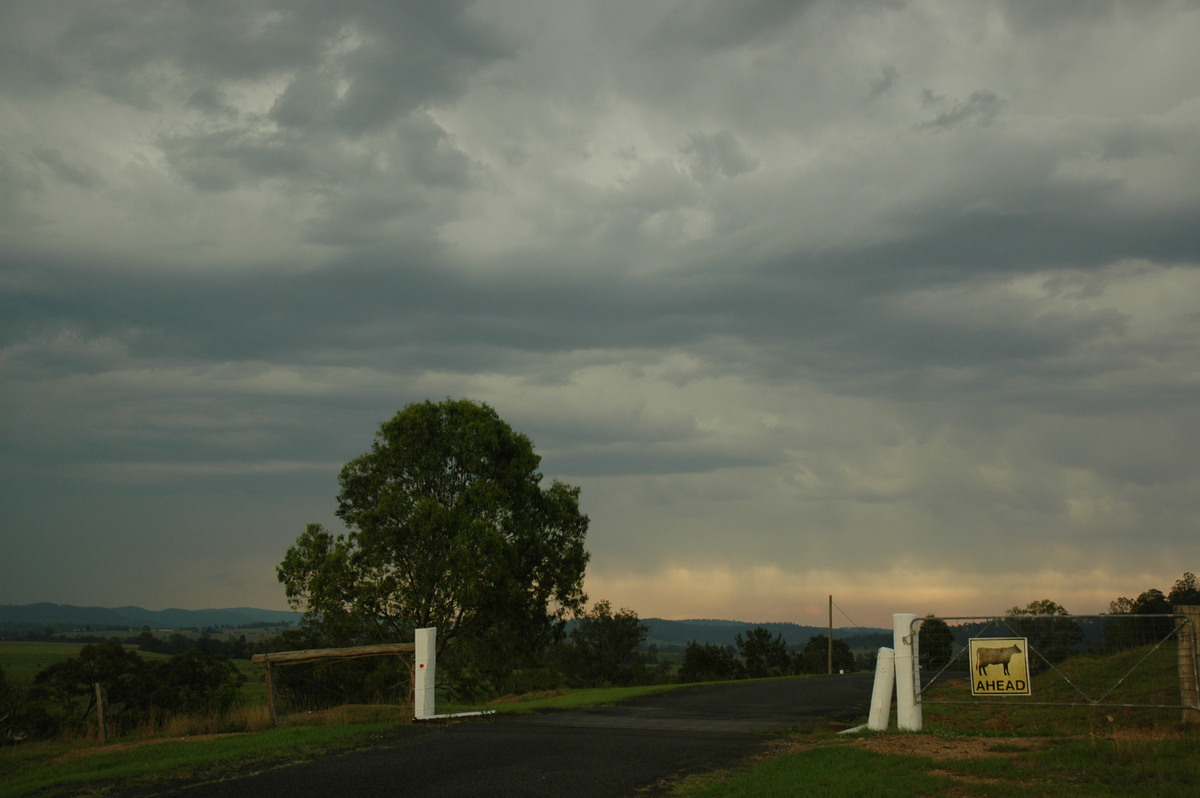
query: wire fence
[{"left": 914, "top": 612, "right": 1197, "bottom": 713}]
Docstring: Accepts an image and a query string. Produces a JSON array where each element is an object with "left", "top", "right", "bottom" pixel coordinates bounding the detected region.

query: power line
[{"left": 830, "top": 599, "right": 864, "bottom": 630}]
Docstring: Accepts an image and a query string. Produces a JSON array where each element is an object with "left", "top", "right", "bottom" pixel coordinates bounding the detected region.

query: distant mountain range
[
  {"left": 0, "top": 603, "right": 890, "bottom": 650},
  {"left": 637, "top": 618, "right": 891, "bottom": 652},
  {"left": 0, "top": 603, "right": 303, "bottom": 631}
]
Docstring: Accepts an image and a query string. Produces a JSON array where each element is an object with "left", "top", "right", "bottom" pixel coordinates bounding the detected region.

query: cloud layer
[{"left": 3, "top": 0, "right": 1199, "bottom": 626}]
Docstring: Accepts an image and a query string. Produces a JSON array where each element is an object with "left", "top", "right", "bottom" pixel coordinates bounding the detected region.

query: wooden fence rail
[{"left": 251, "top": 642, "right": 418, "bottom": 726}]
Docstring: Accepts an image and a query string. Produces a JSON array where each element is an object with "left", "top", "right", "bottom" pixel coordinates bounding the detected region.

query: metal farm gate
[{"left": 912, "top": 607, "right": 1200, "bottom": 722}]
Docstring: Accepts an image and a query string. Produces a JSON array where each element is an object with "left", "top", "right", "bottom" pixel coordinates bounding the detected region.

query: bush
[
  {"left": 17, "top": 640, "right": 249, "bottom": 740},
  {"left": 677, "top": 642, "right": 743, "bottom": 682}
]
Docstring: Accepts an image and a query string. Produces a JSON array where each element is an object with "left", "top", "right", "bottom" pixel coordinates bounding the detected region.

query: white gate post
[
  {"left": 867, "top": 647, "right": 895, "bottom": 731},
  {"left": 893, "top": 613, "right": 923, "bottom": 731},
  {"left": 414, "top": 627, "right": 437, "bottom": 721}
]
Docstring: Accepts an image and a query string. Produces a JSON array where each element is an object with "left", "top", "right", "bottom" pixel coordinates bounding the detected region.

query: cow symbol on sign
[{"left": 975, "top": 644, "right": 1022, "bottom": 676}]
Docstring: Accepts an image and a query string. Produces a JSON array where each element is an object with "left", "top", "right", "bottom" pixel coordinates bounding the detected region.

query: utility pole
[{"left": 828, "top": 595, "right": 833, "bottom": 674}]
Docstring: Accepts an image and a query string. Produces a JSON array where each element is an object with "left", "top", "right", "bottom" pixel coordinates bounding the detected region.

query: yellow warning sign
[{"left": 969, "top": 638, "right": 1030, "bottom": 696}]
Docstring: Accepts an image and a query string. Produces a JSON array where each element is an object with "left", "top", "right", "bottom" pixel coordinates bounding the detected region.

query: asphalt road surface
[{"left": 133, "top": 674, "right": 874, "bottom": 797}]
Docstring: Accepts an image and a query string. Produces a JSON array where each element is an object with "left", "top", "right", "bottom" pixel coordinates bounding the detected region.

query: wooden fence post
[
  {"left": 264, "top": 662, "right": 277, "bottom": 728},
  {"left": 1176, "top": 606, "right": 1200, "bottom": 725},
  {"left": 93, "top": 683, "right": 107, "bottom": 744}
]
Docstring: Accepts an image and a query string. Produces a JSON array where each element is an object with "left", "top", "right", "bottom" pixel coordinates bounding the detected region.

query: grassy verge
[
  {"left": 674, "top": 731, "right": 1200, "bottom": 797},
  {"left": 0, "top": 707, "right": 411, "bottom": 798}
]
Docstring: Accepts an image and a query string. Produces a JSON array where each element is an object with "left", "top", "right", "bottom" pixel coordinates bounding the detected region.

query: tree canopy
[
  {"left": 796, "top": 634, "right": 855, "bottom": 674},
  {"left": 277, "top": 399, "right": 590, "bottom": 668},
  {"left": 735, "top": 626, "right": 790, "bottom": 678},
  {"left": 561, "top": 601, "right": 648, "bottom": 687},
  {"left": 1005, "top": 599, "right": 1082, "bottom": 668}
]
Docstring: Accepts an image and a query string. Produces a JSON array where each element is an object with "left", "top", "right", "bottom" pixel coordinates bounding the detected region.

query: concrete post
[
  {"left": 893, "top": 613, "right": 922, "bottom": 731},
  {"left": 868, "top": 647, "right": 895, "bottom": 731},
  {"left": 414, "top": 627, "right": 437, "bottom": 721}
]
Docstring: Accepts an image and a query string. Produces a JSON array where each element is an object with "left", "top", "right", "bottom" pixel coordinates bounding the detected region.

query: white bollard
[
  {"left": 413, "top": 627, "right": 437, "bottom": 721},
  {"left": 867, "top": 647, "right": 895, "bottom": 731},
  {"left": 892, "top": 613, "right": 922, "bottom": 731}
]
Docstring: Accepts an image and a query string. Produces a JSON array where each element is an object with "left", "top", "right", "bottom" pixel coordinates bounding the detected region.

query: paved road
[{"left": 134, "top": 675, "right": 874, "bottom": 797}]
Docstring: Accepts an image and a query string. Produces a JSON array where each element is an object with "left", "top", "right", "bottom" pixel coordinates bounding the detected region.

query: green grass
[
  {"left": 1, "top": 642, "right": 173, "bottom": 689},
  {"left": 674, "top": 735, "right": 1200, "bottom": 797},
  {"left": 678, "top": 744, "right": 961, "bottom": 797},
  {"left": 0, "top": 643, "right": 93, "bottom": 689},
  {"left": 0, "top": 721, "right": 401, "bottom": 798}
]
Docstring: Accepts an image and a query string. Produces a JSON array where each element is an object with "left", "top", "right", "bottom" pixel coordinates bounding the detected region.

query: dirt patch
[
  {"left": 779, "top": 724, "right": 1190, "bottom": 763},
  {"left": 848, "top": 734, "right": 1051, "bottom": 760}
]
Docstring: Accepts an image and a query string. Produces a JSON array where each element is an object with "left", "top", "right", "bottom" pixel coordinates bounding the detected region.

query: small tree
[
  {"left": 149, "top": 649, "right": 246, "bottom": 716},
  {"left": 29, "top": 640, "right": 151, "bottom": 736},
  {"left": 1108, "top": 596, "right": 1135, "bottom": 615},
  {"left": 1168, "top": 572, "right": 1200, "bottom": 606},
  {"left": 735, "top": 627, "right": 789, "bottom": 678},
  {"left": 677, "top": 642, "right": 743, "bottom": 683},
  {"left": 1005, "top": 600, "right": 1082, "bottom": 669},
  {"left": 560, "top": 601, "right": 648, "bottom": 687},
  {"left": 795, "top": 635, "right": 854, "bottom": 674},
  {"left": 918, "top": 616, "right": 955, "bottom": 671},
  {"left": 1131, "top": 589, "right": 1172, "bottom": 615}
]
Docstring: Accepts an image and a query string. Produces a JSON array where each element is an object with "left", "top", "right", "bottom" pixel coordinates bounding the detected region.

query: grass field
[
  {"left": 0, "top": 642, "right": 174, "bottom": 689},
  {"left": 1, "top": 642, "right": 91, "bottom": 688}
]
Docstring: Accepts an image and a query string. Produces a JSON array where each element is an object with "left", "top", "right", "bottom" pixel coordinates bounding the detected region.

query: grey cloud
[
  {"left": 917, "top": 89, "right": 1005, "bottom": 131},
  {"left": 682, "top": 131, "right": 759, "bottom": 181},
  {"left": 160, "top": 129, "right": 315, "bottom": 192},
  {"left": 186, "top": 86, "right": 238, "bottom": 118},
  {"left": 868, "top": 65, "right": 899, "bottom": 100},
  {"left": 1097, "top": 116, "right": 1195, "bottom": 160},
  {"left": 0, "top": 149, "right": 46, "bottom": 226},
  {"left": 1, "top": 2, "right": 328, "bottom": 103},
  {"left": 31, "top": 148, "right": 103, "bottom": 190},
  {"left": 3, "top": 2, "right": 507, "bottom": 126},
  {"left": 998, "top": 0, "right": 1119, "bottom": 34},
  {"left": 650, "top": 0, "right": 812, "bottom": 50},
  {"left": 269, "top": 69, "right": 341, "bottom": 130}
]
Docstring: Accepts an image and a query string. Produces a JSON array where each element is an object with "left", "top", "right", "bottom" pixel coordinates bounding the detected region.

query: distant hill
[
  {"left": 0, "top": 604, "right": 891, "bottom": 651},
  {"left": 0, "top": 603, "right": 302, "bottom": 631},
  {"left": 639, "top": 618, "right": 891, "bottom": 653}
]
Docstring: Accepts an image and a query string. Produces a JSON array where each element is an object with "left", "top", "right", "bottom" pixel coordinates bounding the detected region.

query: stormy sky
[{"left": 2, "top": 0, "right": 1199, "bottom": 627}]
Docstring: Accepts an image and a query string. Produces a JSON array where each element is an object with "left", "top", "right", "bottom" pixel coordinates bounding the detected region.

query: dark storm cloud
[{"left": 2, "top": 0, "right": 1199, "bottom": 620}]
